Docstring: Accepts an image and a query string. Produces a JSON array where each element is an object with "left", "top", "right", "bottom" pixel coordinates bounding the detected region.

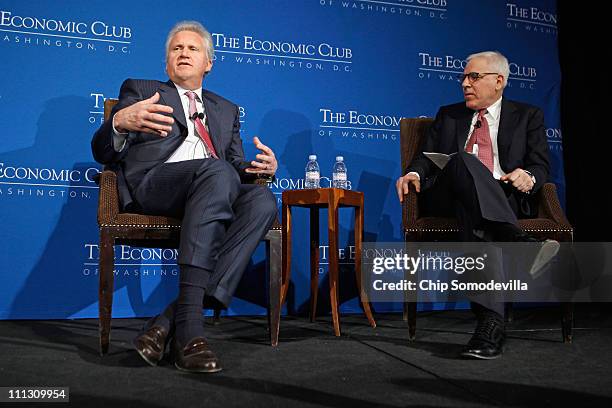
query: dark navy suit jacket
[
  {"left": 406, "top": 98, "right": 550, "bottom": 217},
  {"left": 91, "top": 79, "right": 255, "bottom": 210}
]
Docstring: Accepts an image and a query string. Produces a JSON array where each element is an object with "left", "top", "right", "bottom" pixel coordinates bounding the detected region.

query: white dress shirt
[
  {"left": 112, "top": 83, "right": 211, "bottom": 161},
  {"left": 165, "top": 84, "right": 211, "bottom": 162}
]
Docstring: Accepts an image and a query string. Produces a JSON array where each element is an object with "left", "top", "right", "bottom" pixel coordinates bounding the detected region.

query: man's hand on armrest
[
  {"left": 500, "top": 168, "right": 535, "bottom": 193},
  {"left": 396, "top": 172, "right": 421, "bottom": 202}
]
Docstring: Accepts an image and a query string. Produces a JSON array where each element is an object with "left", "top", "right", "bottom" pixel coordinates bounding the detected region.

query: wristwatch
[{"left": 523, "top": 169, "right": 536, "bottom": 189}]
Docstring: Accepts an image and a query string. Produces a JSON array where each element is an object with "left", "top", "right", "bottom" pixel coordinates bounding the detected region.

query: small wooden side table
[{"left": 281, "top": 188, "right": 376, "bottom": 336}]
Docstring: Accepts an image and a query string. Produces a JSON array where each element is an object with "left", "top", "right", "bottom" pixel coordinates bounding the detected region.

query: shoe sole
[
  {"left": 132, "top": 339, "right": 161, "bottom": 367},
  {"left": 529, "top": 240, "right": 560, "bottom": 278},
  {"left": 460, "top": 351, "right": 503, "bottom": 360},
  {"left": 175, "top": 362, "right": 223, "bottom": 373}
]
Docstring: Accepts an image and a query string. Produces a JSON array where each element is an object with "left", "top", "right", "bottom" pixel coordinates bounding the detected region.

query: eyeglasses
[{"left": 458, "top": 72, "right": 500, "bottom": 83}]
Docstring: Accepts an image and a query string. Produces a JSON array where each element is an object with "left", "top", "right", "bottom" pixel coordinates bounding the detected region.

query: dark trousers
[
  {"left": 419, "top": 152, "right": 522, "bottom": 315},
  {"left": 133, "top": 158, "right": 278, "bottom": 306},
  {"left": 420, "top": 152, "right": 520, "bottom": 235}
]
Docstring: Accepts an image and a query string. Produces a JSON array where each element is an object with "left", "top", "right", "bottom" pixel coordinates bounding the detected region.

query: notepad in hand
[{"left": 423, "top": 152, "right": 457, "bottom": 169}]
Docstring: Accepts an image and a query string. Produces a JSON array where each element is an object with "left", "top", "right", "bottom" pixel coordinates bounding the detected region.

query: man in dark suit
[
  {"left": 92, "top": 21, "right": 278, "bottom": 373},
  {"left": 396, "top": 51, "right": 557, "bottom": 359}
]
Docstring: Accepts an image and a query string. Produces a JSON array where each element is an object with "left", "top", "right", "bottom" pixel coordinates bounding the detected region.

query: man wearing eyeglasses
[{"left": 396, "top": 51, "right": 555, "bottom": 359}]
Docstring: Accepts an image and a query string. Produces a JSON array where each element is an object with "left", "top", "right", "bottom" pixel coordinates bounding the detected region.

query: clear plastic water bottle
[
  {"left": 332, "top": 156, "right": 347, "bottom": 189},
  {"left": 304, "top": 154, "right": 320, "bottom": 189}
]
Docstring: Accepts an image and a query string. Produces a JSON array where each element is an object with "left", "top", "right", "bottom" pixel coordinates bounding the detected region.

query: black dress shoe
[
  {"left": 174, "top": 337, "right": 222, "bottom": 373},
  {"left": 133, "top": 325, "right": 169, "bottom": 366},
  {"left": 461, "top": 314, "right": 505, "bottom": 360}
]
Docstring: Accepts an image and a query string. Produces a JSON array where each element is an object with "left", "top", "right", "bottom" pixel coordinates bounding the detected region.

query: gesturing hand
[
  {"left": 245, "top": 136, "right": 278, "bottom": 176},
  {"left": 113, "top": 92, "right": 175, "bottom": 137}
]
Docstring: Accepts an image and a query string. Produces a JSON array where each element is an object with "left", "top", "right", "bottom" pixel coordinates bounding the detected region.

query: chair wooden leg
[
  {"left": 266, "top": 230, "right": 282, "bottom": 347},
  {"left": 310, "top": 209, "right": 320, "bottom": 322},
  {"left": 213, "top": 308, "right": 221, "bottom": 325},
  {"left": 328, "top": 200, "right": 341, "bottom": 336},
  {"left": 402, "top": 237, "right": 414, "bottom": 323},
  {"left": 407, "top": 302, "right": 417, "bottom": 341},
  {"left": 562, "top": 302, "right": 574, "bottom": 344},
  {"left": 505, "top": 303, "right": 514, "bottom": 323},
  {"left": 98, "top": 229, "right": 115, "bottom": 356},
  {"left": 281, "top": 203, "right": 292, "bottom": 305}
]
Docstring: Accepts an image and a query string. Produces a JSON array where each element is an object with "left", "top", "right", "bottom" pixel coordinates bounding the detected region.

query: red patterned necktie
[
  {"left": 465, "top": 109, "right": 494, "bottom": 173},
  {"left": 185, "top": 91, "right": 218, "bottom": 159}
]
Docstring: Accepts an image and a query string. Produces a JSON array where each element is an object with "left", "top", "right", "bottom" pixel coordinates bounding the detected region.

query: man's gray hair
[
  {"left": 466, "top": 51, "right": 510, "bottom": 88},
  {"left": 165, "top": 21, "right": 214, "bottom": 62}
]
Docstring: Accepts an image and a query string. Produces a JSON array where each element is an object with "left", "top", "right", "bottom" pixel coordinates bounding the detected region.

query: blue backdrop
[{"left": 0, "top": 0, "right": 562, "bottom": 319}]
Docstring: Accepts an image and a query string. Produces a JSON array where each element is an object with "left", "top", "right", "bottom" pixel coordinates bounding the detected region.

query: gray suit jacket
[{"left": 91, "top": 79, "right": 255, "bottom": 210}]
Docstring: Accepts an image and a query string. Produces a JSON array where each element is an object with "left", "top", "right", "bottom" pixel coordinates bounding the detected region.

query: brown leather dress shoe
[
  {"left": 174, "top": 337, "right": 222, "bottom": 373},
  {"left": 133, "top": 325, "right": 168, "bottom": 366}
]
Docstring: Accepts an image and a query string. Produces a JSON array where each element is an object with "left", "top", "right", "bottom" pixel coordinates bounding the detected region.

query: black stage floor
[{"left": 1, "top": 305, "right": 611, "bottom": 407}]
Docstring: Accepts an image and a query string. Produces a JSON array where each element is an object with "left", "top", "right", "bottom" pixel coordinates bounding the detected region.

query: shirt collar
[
  {"left": 173, "top": 82, "right": 203, "bottom": 102},
  {"left": 483, "top": 96, "right": 503, "bottom": 122}
]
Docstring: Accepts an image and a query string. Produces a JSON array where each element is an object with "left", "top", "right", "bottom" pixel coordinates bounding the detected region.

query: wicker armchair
[
  {"left": 400, "top": 117, "right": 574, "bottom": 343},
  {"left": 97, "top": 99, "right": 282, "bottom": 355}
]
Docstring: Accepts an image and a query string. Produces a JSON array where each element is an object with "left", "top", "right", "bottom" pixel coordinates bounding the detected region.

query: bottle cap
[
  {"left": 336, "top": 156, "right": 344, "bottom": 162},
  {"left": 309, "top": 155, "right": 317, "bottom": 160}
]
